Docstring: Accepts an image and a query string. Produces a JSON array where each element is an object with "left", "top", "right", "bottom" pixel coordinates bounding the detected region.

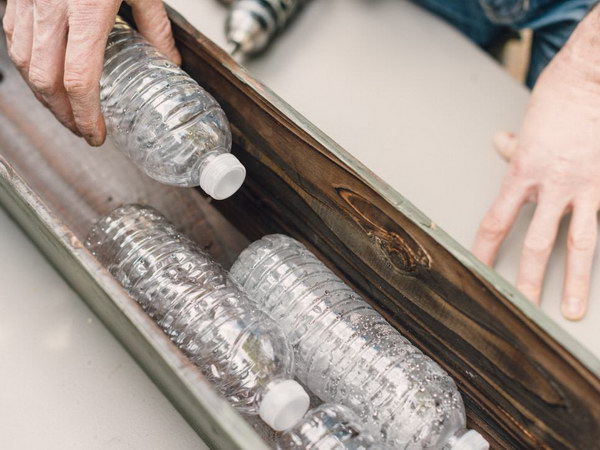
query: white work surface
[
  {"left": 0, "top": 207, "right": 205, "bottom": 449},
  {"left": 166, "top": 0, "right": 599, "bottom": 360}
]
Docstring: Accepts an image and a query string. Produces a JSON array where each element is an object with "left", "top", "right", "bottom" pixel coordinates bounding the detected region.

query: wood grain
[{"left": 148, "top": 5, "right": 600, "bottom": 449}]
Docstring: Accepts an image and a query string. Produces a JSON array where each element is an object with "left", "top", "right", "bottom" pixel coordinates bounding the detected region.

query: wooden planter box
[{"left": 0, "top": 4, "right": 598, "bottom": 449}]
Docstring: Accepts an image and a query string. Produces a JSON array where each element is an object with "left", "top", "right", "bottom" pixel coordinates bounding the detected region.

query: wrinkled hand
[
  {"left": 3, "top": 0, "right": 181, "bottom": 146},
  {"left": 473, "top": 48, "right": 600, "bottom": 321}
]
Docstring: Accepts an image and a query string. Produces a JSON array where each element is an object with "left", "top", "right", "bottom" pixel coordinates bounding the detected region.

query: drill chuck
[{"left": 225, "top": 0, "right": 303, "bottom": 56}]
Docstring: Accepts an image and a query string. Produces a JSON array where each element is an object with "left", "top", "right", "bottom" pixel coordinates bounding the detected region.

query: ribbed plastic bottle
[
  {"left": 85, "top": 206, "right": 309, "bottom": 430},
  {"left": 101, "top": 18, "right": 245, "bottom": 199},
  {"left": 230, "top": 234, "right": 489, "bottom": 449},
  {"left": 277, "top": 403, "right": 383, "bottom": 450}
]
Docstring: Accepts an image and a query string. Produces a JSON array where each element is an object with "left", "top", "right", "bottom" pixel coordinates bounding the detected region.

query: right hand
[{"left": 3, "top": 0, "right": 181, "bottom": 146}]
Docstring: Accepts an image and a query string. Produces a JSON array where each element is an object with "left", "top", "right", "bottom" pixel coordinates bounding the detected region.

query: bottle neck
[
  {"left": 444, "top": 428, "right": 465, "bottom": 448},
  {"left": 444, "top": 428, "right": 489, "bottom": 450}
]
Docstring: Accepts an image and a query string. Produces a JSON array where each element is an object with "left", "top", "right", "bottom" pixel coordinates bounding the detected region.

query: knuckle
[
  {"left": 3, "top": 17, "right": 13, "bottom": 36},
  {"left": 154, "top": 18, "right": 174, "bottom": 40},
  {"left": 28, "top": 67, "right": 58, "bottom": 96},
  {"left": 9, "top": 49, "right": 28, "bottom": 71},
  {"left": 547, "top": 163, "right": 572, "bottom": 185},
  {"left": 63, "top": 71, "right": 94, "bottom": 97},
  {"left": 68, "top": 1, "right": 115, "bottom": 26},
  {"left": 568, "top": 231, "right": 596, "bottom": 252},
  {"left": 479, "top": 214, "right": 507, "bottom": 241},
  {"left": 32, "top": 0, "right": 62, "bottom": 23},
  {"left": 523, "top": 234, "right": 552, "bottom": 255},
  {"left": 33, "top": 0, "right": 53, "bottom": 7},
  {"left": 507, "top": 157, "right": 526, "bottom": 178}
]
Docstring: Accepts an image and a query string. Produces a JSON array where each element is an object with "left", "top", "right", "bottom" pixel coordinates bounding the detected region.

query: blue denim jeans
[{"left": 412, "top": 0, "right": 598, "bottom": 87}]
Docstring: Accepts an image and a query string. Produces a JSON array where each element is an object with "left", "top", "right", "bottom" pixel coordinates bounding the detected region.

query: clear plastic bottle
[
  {"left": 85, "top": 206, "right": 309, "bottom": 430},
  {"left": 101, "top": 18, "right": 245, "bottom": 199},
  {"left": 230, "top": 234, "right": 489, "bottom": 449},
  {"left": 277, "top": 403, "right": 383, "bottom": 450}
]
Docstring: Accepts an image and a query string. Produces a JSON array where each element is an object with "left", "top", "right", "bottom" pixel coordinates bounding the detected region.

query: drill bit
[{"left": 225, "top": 0, "right": 304, "bottom": 57}]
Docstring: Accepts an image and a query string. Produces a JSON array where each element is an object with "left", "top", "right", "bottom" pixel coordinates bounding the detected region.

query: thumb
[
  {"left": 494, "top": 131, "right": 518, "bottom": 161},
  {"left": 127, "top": 0, "right": 182, "bottom": 65}
]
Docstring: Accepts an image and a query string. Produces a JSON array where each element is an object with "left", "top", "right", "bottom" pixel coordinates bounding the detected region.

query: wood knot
[{"left": 337, "top": 187, "right": 431, "bottom": 274}]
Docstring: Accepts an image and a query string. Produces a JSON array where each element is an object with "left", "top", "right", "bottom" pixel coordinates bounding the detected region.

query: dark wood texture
[{"left": 149, "top": 6, "right": 600, "bottom": 449}]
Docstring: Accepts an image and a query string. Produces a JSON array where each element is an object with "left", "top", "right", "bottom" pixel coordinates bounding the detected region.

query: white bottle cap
[
  {"left": 199, "top": 153, "right": 246, "bottom": 200},
  {"left": 450, "top": 430, "right": 489, "bottom": 450},
  {"left": 258, "top": 380, "right": 310, "bottom": 431}
]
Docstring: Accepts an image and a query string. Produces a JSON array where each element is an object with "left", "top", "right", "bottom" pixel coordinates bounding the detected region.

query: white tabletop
[
  {"left": 0, "top": 207, "right": 205, "bottom": 449},
  {"left": 165, "top": 0, "right": 599, "bottom": 360}
]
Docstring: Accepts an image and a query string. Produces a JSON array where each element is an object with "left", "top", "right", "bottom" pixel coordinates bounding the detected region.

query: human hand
[
  {"left": 3, "top": 0, "right": 181, "bottom": 146},
  {"left": 473, "top": 47, "right": 600, "bottom": 321}
]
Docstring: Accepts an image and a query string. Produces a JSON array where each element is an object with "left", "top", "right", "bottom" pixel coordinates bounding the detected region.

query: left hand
[
  {"left": 2, "top": 0, "right": 181, "bottom": 146},
  {"left": 472, "top": 46, "right": 600, "bottom": 321}
]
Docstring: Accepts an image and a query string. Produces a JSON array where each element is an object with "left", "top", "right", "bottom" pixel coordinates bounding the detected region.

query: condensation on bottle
[
  {"left": 277, "top": 403, "right": 383, "bottom": 450},
  {"left": 230, "top": 234, "right": 489, "bottom": 449},
  {"left": 101, "top": 18, "right": 245, "bottom": 200},
  {"left": 85, "top": 206, "right": 308, "bottom": 431}
]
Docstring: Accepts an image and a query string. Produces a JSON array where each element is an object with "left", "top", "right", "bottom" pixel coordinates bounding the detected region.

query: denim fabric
[
  {"left": 480, "top": 0, "right": 531, "bottom": 23},
  {"left": 412, "top": 0, "right": 598, "bottom": 87}
]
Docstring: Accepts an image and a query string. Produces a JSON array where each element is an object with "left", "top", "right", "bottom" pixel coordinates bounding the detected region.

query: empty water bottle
[
  {"left": 230, "top": 234, "right": 489, "bottom": 449},
  {"left": 85, "top": 207, "right": 309, "bottom": 430},
  {"left": 278, "top": 403, "right": 382, "bottom": 450},
  {"left": 101, "top": 18, "right": 245, "bottom": 199}
]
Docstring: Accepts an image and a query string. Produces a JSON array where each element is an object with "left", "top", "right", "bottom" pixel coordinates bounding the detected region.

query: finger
[
  {"left": 494, "top": 131, "right": 517, "bottom": 161},
  {"left": 9, "top": 0, "right": 33, "bottom": 76},
  {"left": 128, "top": 0, "right": 181, "bottom": 65},
  {"left": 64, "top": 2, "right": 120, "bottom": 146},
  {"left": 3, "top": 0, "right": 17, "bottom": 47},
  {"left": 473, "top": 181, "right": 529, "bottom": 266},
  {"left": 29, "top": 0, "right": 78, "bottom": 134},
  {"left": 516, "top": 198, "right": 566, "bottom": 305},
  {"left": 562, "top": 202, "right": 598, "bottom": 321}
]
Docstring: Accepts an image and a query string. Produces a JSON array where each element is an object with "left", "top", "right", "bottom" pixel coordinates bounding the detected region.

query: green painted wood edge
[{"left": 0, "top": 157, "right": 269, "bottom": 450}]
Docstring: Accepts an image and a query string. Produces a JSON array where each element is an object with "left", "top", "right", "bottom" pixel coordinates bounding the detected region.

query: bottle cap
[
  {"left": 259, "top": 380, "right": 310, "bottom": 431},
  {"left": 450, "top": 430, "right": 489, "bottom": 450},
  {"left": 199, "top": 153, "right": 246, "bottom": 200}
]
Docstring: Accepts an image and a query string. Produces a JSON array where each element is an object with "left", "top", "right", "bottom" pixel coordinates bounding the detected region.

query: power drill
[{"left": 224, "top": 0, "right": 306, "bottom": 56}]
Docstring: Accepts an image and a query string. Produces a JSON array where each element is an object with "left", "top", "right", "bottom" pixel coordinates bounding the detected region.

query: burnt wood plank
[{"left": 150, "top": 6, "right": 600, "bottom": 449}]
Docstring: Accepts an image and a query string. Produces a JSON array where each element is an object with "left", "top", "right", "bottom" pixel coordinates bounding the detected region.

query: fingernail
[
  {"left": 86, "top": 134, "right": 104, "bottom": 147},
  {"left": 562, "top": 297, "right": 583, "bottom": 320}
]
